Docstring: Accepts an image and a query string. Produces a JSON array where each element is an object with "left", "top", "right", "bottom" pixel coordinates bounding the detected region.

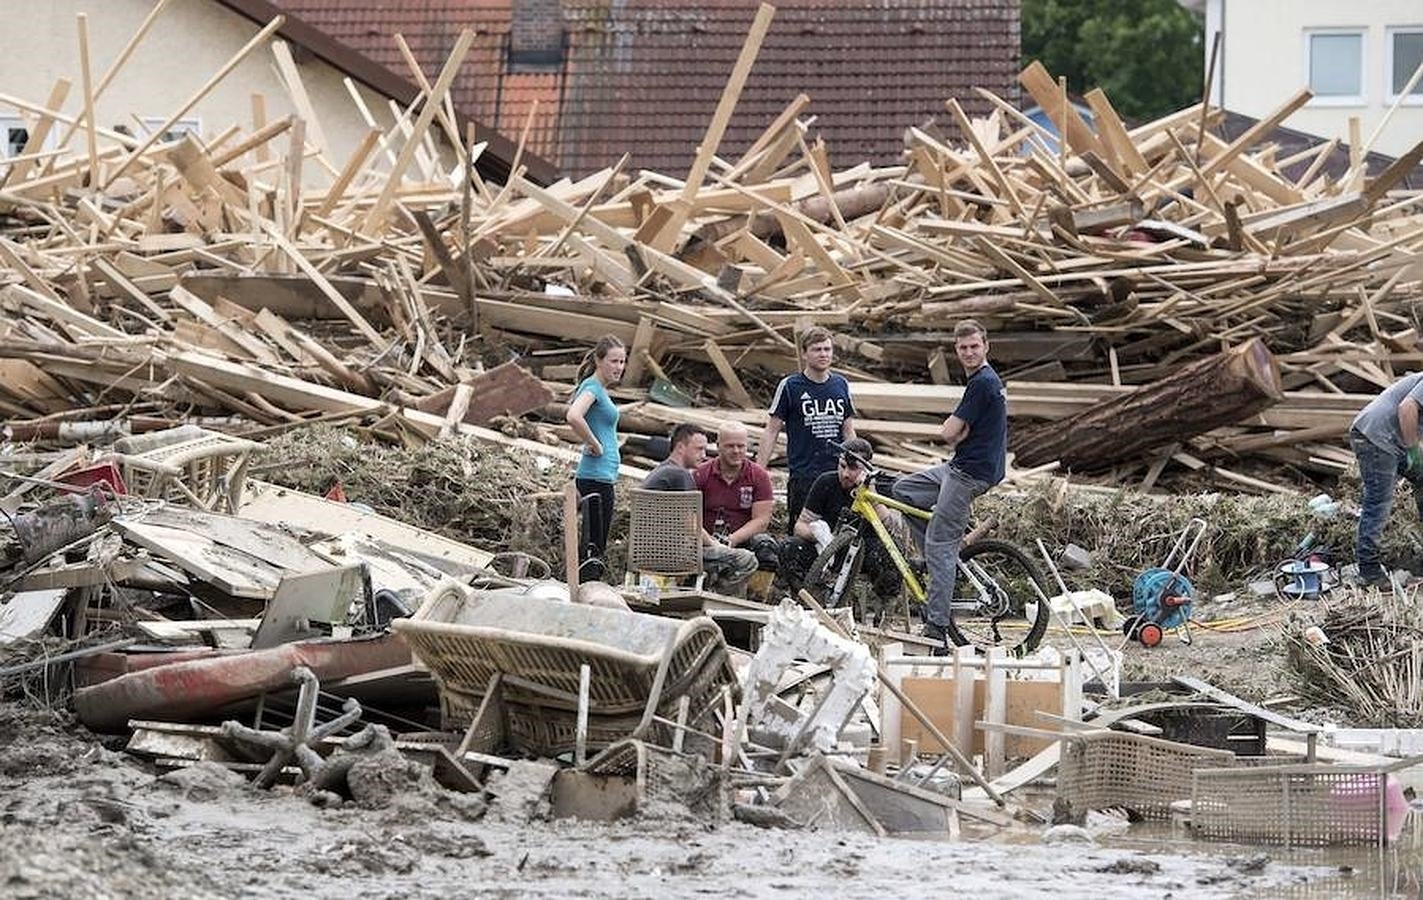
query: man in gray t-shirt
[
  {"left": 640, "top": 424, "right": 757, "bottom": 596},
  {"left": 1349, "top": 373, "right": 1423, "bottom": 586},
  {"left": 642, "top": 458, "right": 696, "bottom": 492}
]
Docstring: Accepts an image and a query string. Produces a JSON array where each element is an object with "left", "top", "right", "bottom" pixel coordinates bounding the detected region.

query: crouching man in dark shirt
[
  {"left": 642, "top": 424, "right": 758, "bottom": 596},
  {"left": 776, "top": 437, "right": 901, "bottom": 602}
]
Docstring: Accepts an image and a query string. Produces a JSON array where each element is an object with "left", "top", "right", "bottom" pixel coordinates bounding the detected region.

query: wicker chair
[
  {"left": 627, "top": 488, "right": 704, "bottom": 588},
  {"left": 102, "top": 425, "right": 262, "bottom": 513},
  {"left": 394, "top": 581, "right": 738, "bottom": 758},
  {"left": 1057, "top": 729, "right": 1235, "bottom": 821}
]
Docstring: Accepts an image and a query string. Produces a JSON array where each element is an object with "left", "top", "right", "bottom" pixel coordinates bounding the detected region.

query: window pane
[
  {"left": 1395, "top": 32, "right": 1423, "bottom": 95},
  {"left": 1310, "top": 33, "right": 1362, "bottom": 96},
  {"left": 6, "top": 127, "right": 27, "bottom": 157}
]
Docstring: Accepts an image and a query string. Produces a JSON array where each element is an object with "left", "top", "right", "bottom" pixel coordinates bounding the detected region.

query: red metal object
[
  {"left": 74, "top": 647, "right": 223, "bottom": 689},
  {"left": 57, "top": 461, "right": 128, "bottom": 496},
  {"left": 1138, "top": 622, "right": 1165, "bottom": 648},
  {"left": 73, "top": 634, "right": 411, "bottom": 733}
]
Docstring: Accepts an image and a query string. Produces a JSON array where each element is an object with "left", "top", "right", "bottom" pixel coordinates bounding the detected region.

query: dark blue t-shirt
[
  {"left": 769, "top": 372, "right": 855, "bottom": 479},
  {"left": 952, "top": 364, "right": 1007, "bottom": 486}
]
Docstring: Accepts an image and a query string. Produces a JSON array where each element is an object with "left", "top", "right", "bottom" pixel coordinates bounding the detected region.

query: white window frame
[
  {"left": 139, "top": 116, "right": 202, "bottom": 143},
  {"left": 1304, "top": 27, "right": 1367, "bottom": 107},
  {"left": 1386, "top": 26, "right": 1423, "bottom": 106}
]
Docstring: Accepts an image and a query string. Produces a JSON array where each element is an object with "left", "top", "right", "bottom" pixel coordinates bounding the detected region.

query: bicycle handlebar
[{"left": 827, "top": 439, "right": 877, "bottom": 477}]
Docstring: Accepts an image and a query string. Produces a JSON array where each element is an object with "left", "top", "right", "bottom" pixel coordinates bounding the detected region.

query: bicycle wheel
[
  {"left": 804, "top": 530, "right": 864, "bottom": 611},
  {"left": 945, "top": 538, "right": 1050, "bottom": 656}
]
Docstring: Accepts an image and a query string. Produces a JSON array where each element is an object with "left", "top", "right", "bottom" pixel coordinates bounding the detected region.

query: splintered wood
[{"left": 0, "top": 18, "right": 1421, "bottom": 494}]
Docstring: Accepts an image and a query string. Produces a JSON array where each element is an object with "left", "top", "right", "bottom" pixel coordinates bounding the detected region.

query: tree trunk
[
  {"left": 1009, "top": 338, "right": 1282, "bottom": 472},
  {"left": 686, "top": 180, "right": 900, "bottom": 251}
]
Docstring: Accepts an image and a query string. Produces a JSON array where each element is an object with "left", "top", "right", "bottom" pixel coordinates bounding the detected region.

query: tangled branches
[
  {"left": 1285, "top": 590, "right": 1423, "bottom": 726},
  {"left": 257, "top": 426, "right": 583, "bottom": 568}
]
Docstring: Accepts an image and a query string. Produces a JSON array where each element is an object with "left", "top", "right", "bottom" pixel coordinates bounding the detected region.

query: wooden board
[
  {"left": 413, "top": 361, "right": 555, "bottom": 426},
  {"left": 238, "top": 480, "right": 494, "bottom": 571},
  {"left": 0, "top": 589, "right": 68, "bottom": 646},
  {"left": 900, "top": 675, "right": 1064, "bottom": 758}
]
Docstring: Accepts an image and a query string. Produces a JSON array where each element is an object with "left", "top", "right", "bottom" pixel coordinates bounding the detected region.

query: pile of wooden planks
[{"left": 1, "top": 2, "right": 1421, "bottom": 494}]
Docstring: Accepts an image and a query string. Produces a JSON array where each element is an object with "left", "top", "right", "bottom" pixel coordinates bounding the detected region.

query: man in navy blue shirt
[
  {"left": 758, "top": 327, "right": 857, "bottom": 528},
  {"left": 892, "top": 320, "right": 1007, "bottom": 653}
]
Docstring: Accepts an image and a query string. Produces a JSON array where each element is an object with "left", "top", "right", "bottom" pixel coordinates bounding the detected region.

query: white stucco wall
[
  {"left": 1208, "top": 0, "right": 1423, "bottom": 157},
  {"left": 0, "top": 0, "right": 455, "bottom": 188}
]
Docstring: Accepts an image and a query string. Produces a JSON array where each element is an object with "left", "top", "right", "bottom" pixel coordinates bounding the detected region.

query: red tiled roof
[{"left": 273, "top": 0, "right": 1021, "bottom": 178}]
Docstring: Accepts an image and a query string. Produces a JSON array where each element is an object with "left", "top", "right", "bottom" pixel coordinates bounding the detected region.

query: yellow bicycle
[{"left": 804, "top": 441, "right": 1050, "bottom": 655}]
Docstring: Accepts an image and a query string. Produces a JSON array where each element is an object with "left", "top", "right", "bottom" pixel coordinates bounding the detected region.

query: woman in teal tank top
[{"left": 565, "top": 335, "right": 626, "bottom": 579}]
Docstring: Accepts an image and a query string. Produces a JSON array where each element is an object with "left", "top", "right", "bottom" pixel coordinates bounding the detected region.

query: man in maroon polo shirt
[{"left": 694, "top": 422, "right": 780, "bottom": 574}]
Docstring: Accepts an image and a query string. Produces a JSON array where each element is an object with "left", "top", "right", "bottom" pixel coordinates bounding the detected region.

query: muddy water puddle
[{"left": 986, "top": 811, "right": 1423, "bottom": 897}]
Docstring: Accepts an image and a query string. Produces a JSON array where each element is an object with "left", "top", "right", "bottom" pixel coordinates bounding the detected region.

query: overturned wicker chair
[
  {"left": 393, "top": 581, "right": 738, "bottom": 758},
  {"left": 1057, "top": 729, "right": 1235, "bottom": 821}
]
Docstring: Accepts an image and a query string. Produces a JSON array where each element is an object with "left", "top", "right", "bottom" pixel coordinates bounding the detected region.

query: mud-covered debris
[
  {"left": 1228, "top": 853, "right": 1271, "bottom": 874},
  {"left": 1042, "top": 824, "right": 1095, "bottom": 845},
  {"left": 1096, "top": 857, "right": 1162, "bottom": 875},
  {"left": 311, "top": 832, "right": 421, "bottom": 875},
  {"left": 155, "top": 761, "right": 250, "bottom": 802},
  {"left": 484, "top": 760, "right": 557, "bottom": 823},
  {"left": 0, "top": 706, "right": 93, "bottom": 778}
]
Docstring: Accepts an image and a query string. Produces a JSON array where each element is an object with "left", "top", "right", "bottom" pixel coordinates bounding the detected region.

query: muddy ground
[
  {"left": 0, "top": 703, "right": 1348, "bottom": 899},
  {"left": 1120, "top": 623, "right": 1292, "bottom": 702}
]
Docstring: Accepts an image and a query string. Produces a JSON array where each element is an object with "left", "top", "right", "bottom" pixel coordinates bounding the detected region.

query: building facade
[
  {"left": 1205, "top": 0, "right": 1423, "bottom": 157},
  {"left": 0, "top": 0, "right": 550, "bottom": 188}
]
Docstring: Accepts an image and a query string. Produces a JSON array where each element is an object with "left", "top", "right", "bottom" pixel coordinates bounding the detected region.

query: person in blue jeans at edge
[
  {"left": 758, "top": 326, "right": 857, "bottom": 530},
  {"left": 892, "top": 319, "right": 1007, "bottom": 654},
  {"left": 1349, "top": 373, "right": 1423, "bottom": 589},
  {"left": 565, "top": 334, "right": 626, "bottom": 580}
]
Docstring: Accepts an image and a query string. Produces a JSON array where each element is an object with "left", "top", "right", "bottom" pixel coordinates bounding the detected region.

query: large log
[
  {"left": 1009, "top": 338, "right": 1282, "bottom": 472},
  {"left": 685, "top": 179, "right": 898, "bottom": 252}
]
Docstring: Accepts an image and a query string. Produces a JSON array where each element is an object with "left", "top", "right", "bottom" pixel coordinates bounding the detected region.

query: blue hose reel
[
  {"left": 1126, "top": 568, "right": 1195, "bottom": 647},
  {"left": 1122, "top": 518, "right": 1206, "bottom": 648}
]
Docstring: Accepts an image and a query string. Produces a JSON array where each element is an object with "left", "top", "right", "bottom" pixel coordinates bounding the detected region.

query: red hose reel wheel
[{"left": 1137, "top": 622, "right": 1165, "bottom": 648}]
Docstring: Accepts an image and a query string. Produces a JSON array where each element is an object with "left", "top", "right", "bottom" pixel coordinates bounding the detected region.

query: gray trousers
[
  {"left": 703, "top": 543, "right": 758, "bottom": 596},
  {"left": 892, "top": 463, "right": 989, "bottom": 628}
]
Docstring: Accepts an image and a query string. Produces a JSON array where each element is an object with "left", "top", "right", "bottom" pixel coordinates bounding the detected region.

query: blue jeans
[
  {"left": 1352, "top": 431, "right": 1423, "bottom": 576},
  {"left": 892, "top": 463, "right": 990, "bottom": 629}
]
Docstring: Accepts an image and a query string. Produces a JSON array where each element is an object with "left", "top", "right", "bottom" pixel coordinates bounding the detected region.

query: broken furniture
[
  {"left": 1191, "top": 760, "right": 1412, "bottom": 847},
  {"left": 737, "top": 598, "right": 877, "bottom": 761},
  {"left": 125, "top": 718, "right": 477, "bottom": 793},
  {"left": 1057, "top": 729, "right": 1236, "bottom": 821},
  {"left": 393, "top": 580, "right": 738, "bottom": 759},
  {"left": 109, "top": 504, "right": 337, "bottom": 602},
  {"left": 0, "top": 589, "right": 70, "bottom": 647},
  {"left": 249, "top": 564, "right": 364, "bottom": 649},
  {"left": 1175, "top": 674, "right": 1323, "bottom": 761},
  {"left": 879, "top": 643, "right": 1084, "bottom": 778},
  {"left": 626, "top": 487, "right": 705, "bottom": 594},
  {"left": 220, "top": 665, "right": 361, "bottom": 787},
  {"left": 551, "top": 737, "right": 722, "bottom": 821},
  {"left": 102, "top": 425, "right": 262, "bottom": 514},
  {"left": 770, "top": 752, "right": 962, "bottom": 837}
]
